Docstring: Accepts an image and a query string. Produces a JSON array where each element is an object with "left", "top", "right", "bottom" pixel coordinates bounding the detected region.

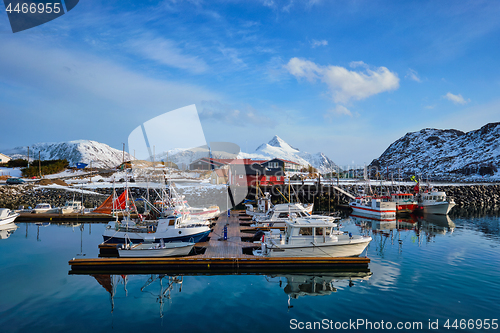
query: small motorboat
[
  {"left": 60, "top": 201, "right": 83, "bottom": 214},
  {"left": 0, "top": 208, "right": 20, "bottom": 226},
  {"left": 253, "top": 217, "right": 372, "bottom": 258},
  {"left": 118, "top": 240, "right": 195, "bottom": 257},
  {"left": 31, "top": 203, "right": 59, "bottom": 214}
]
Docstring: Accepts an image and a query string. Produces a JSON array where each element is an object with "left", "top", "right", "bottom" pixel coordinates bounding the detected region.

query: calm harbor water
[{"left": 1, "top": 209, "right": 499, "bottom": 333}]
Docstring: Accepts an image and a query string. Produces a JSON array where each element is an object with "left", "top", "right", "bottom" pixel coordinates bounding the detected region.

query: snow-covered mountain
[
  {"left": 240, "top": 135, "right": 340, "bottom": 173},
  {"left": 370, "top": 122, "right": 500, "bottom": 180},
  {"left": 4, "top": 140, "right": 133, "bottom": 168}
]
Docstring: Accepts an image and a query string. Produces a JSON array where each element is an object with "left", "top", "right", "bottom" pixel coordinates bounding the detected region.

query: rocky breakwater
[
  {"left": 440, "top": 184, "right": 500, "bottom": 208},
  {"left": 0, "top": 184, "right": 107, "bottom": 210}
]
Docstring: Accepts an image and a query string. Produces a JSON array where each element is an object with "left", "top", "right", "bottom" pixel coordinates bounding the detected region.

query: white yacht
[
  {"left": 417, "top": 189, "right": 455, "bottom": 215},
  {"left": 253, "top": 217, "right": 372, "bottom": 257},
  {"left": 31, "top": 203, "right": 59, "bottom": 214},
  {"left": 349, "top": 196, "right": 396, "bottom": 219},
  {"left": 102, "top": 214, "right": 211, "bottom": 244},
  {"left": 0, "top": 208, "right": 20, "bottom": 226},
  {"left": 252, "top": 203, "right": 331, "bottom": 228}
]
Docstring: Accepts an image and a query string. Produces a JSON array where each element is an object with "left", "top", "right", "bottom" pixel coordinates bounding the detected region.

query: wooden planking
[{"left": 70, "top": 210, "right": 370, "bottom": 273}]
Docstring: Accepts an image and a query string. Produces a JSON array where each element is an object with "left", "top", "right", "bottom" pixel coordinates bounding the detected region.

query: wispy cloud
[
  {"left": 324, "top": 105, "right": 353, "bottom": 120},
  {"left": 311, "top": 39, "right": 328, "bottom": 48},
  {"left": 286, "top": 58, "right": 399, "bottom": 104},
  {"left": 125, "top": 35, "right": 208, "bottom": 74},
  {"left": 405, "top": 68, "right": 422, "bottom": 82},
  {"left": 443, "top": 92, "right": 470, "bottom": 105},
  {"left": 200, "top": 100, "right": 276, "bottom": 128}
]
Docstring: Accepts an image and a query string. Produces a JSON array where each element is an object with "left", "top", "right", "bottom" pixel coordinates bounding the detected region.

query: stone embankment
[
  {"left": 330, "top": 184, "right": 500, "bottom": 208},
  {"left": 280, "top": 184, "right": 500, "bottom": 209},
  {"left": 0, "top": 184, "right": 230, "bottom": 210}
]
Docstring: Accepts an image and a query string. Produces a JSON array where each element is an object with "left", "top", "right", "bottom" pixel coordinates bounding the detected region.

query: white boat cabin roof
[{"left": 285, "top": 217, "right": 337, "bottom": 228}]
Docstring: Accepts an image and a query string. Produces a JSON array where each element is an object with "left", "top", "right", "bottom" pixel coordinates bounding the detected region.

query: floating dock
[{"left": 69, "top": 211, "right": 370, "bottom": 274}]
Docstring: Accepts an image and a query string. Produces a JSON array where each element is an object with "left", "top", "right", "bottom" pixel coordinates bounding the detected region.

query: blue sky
[{"left": 0, "top": 0, "right": 499, "bottom": 166}]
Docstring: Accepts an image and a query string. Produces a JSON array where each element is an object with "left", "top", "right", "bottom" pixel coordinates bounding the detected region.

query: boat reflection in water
[
  {"left": 0, "top": 222, "right": 18, "bottom": 239},
  {"left": 92, "top": 274, "right": 183, "bottom": 318},
  {"left": 350, "top": 212, "right": 456, "bottom": 254},
  {"left": 266, "top": 271, "right": 372, "bottom": 308}
]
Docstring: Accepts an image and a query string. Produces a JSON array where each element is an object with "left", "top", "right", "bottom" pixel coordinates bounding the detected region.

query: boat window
[
  {"left": 325, "top": 228, "right": 332, "bottom": 236},
  {"left": 315, "top": 228, "right": 324, "bottom": 236},
  {"left": 168, "top": 219, "right": 176, "bottom": 226},
  {"left": 278, "top": 212, "right": 288, "bottom": 218},
  {"left": 376, "top": 202, "right": 380, "bottom": 208},
  {"left": 299, "top": 227, "right": 312, "bottom": 235}
]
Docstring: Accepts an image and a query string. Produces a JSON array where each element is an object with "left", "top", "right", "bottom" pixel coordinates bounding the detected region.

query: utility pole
[
  {"left": 122, "top": 143, "right": 125, "bottom": 164},
  {"left": 27, "top": 146, "right": 30, "bottom": 168}
]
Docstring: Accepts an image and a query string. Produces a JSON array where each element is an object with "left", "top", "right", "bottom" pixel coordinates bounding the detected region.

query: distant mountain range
[
  {"left": 240, "top": 135, "right": 340, "bottom": 173},
  {"left": 2, "top": 136, "right": 340, "bottom": 173},
  {"left": 370, "top": 122, "right": 500, "bottom": 180},
  {"left": 4, "top": 140, "right": 133, "bottom": 168}
]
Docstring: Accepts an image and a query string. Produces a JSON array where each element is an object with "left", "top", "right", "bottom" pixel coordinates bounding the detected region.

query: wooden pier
[{"left": 69, "top": 211, "right": 370, "bottom": 274}]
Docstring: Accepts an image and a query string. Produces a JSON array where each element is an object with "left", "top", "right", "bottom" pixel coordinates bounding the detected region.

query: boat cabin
[{"left": 284, "top": 218, "right": 340, "bottom": 245}]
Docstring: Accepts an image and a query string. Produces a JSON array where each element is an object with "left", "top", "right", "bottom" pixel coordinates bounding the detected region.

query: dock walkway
[{"left": 69, "top": 211, "right": 370, "bottom": 274}]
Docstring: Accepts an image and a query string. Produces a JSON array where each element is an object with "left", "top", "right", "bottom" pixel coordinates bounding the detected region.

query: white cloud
[
  {"left": 443, "top": 92, "right": 470, "bottom": 105},
  {"left": 405, "top": 68, "right": 422, "bottom": 82},
  {"left": 311, "top": 39, "right": 328, "bottom": 48},
  {"left": 286, "top": 58, "right": 400, "bottom": 103},
  {"left": 324, "top": 105, "right": 353, "bottom": 120},
  {"left": 125, "top": 35, "right": 208, "bottom": 74}
]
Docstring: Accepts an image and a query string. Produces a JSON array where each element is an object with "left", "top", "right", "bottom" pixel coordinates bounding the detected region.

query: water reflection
[
  {"left": 265, "top": 271, "right": 372, "bottom": 309},
  {"left": 350, "top": 213, "right": 457, "bottom": 254},
  {"left": 0, "top": 222, "right": 18, "bottom": 239},
  {"left": 91, "top": 274, "right": 183, "bottom": 318}
]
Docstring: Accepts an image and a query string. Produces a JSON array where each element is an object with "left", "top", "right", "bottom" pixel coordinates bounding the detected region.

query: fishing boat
[
  {"left": 390, "top": 193, "right": 418, "bottom": 215},
  {"left": 253, "top": 217, "right": 372, "bottom": 257},
  {"left": 102, "top": 213, "right": 211, "bottom": 244},
  {"left": 252, "top": 203, "right": 338, "bottom": 228},
  {"left": 349, "top": 196, "right": 396, "bottom": 219},
  {"left": 245, "top": 192, "right": 273, "bottom": 218},
  {"left": 417, "top": 189, "right": 455, "bottom": 215},
  {"left": 0, "top": 208, "right": 20, "bottom": 225},
  {"left": 118, "top": 240, "right": 195, "bottom": 257}
]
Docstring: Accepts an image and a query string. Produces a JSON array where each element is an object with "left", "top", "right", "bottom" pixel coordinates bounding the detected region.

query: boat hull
[
  {"left": 118, "top": 242, "right": 194, "bottom": 257},
  {"left": 421, "top": 202, "right": 455, "bottom": 215},
  {"left": 103, "top": 229, "right": 210, "bottom": 244},
  {"left": 349, "top": 205, "right": 396, "bottom": 219},
  {"left": 261, "top": 238, "right": 372, "bottom": 258},
  {"left": 0, "top": 213, "right": 19, "bottom": 226}
]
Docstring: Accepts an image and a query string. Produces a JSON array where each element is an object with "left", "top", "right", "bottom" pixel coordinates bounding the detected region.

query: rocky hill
[
  {"left": 370, "top": 122, "right": 500, "bottom": 180},
  {"left": 4, "top": 140, "right": 133, "bottom": 169}
]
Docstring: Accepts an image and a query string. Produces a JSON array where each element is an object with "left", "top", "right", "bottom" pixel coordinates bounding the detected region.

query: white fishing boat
[
  {"left": 253, "top": 217, "right": 372, "bottom": 257},
  {"left": 253, "top": 203, "right": 338, "bottom": 228},
  {"left": 103, "top": 213, "right": 211, "bottom": 244},
  {"left": 349, "top": 196, "right": 396, "bottom": 219},
  {"left": 31, "top": 203, "right": 59, "bottom": 214},
  {"left": 60, "top": 200, "right": 84, "bottom": 214},
  {"left": 118, "top": 240, "right": 195, "bottom": 257},
  {"left": 417, "top": 189, "right": 455, "bottom": 215},
  {"left": 245, "top": 192, "right": 273, "bottom": 218},
  {"left": 0, "top": 208, "right": 20, "bottom": 225}
]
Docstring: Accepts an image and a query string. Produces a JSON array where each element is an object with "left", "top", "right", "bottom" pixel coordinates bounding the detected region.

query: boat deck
[{"left": 69, "top": 211, "right": 370, "bottom": 274}]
